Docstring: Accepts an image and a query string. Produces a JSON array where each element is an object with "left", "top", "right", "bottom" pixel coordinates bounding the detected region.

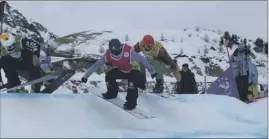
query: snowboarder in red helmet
[{"left": 133, "top": 34, "right": 181, "bottom": 94}]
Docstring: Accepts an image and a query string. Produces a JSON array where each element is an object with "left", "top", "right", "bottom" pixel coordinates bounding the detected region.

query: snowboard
[
  {"left": 0, "top": 71, "right": 63, "bottom": 93},
  {"left": 90, "top": 91, "right": 156, "bottom": 119},
  {"left": 41, "top": 69, "right": 76, "bottom": 94},
  {"left": 149, "top": 91, "right": 176, "bottom": 99},
  {"left": 246, "top": 96, "right": 267, "bottom": 104}
]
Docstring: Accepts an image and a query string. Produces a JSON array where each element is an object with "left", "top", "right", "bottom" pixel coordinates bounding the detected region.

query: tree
[
  {"left": 254, "top": 38, "right": 264, "bottom": 48},
  {"left": 188, "top": 33, "right": 192, "bottom": 37},
  {"left": 195, "top": 26, "right": 200, "bottom": 32},
  {"left": 224, "top": 31, "right": 231, "bottom": 41},
  {"left": 218, "top": 45, "right": 224, "bottom": 53},
  {"left": 99, "top": 45, "right": 105, "bottom": 53},
  {"left": 180, "top": 48, "right": 184, "bottom": 55},
  {"left": 203, "top": 33, "right": 210, "bottom": 43},
  {"left": 264, "top": 42, "right": 268, "bottom": 54},
  {"left": 219, "top": 37, "right": 224, "bottom": 46},
  {"left": 203, "top": 45, "right": 209, "bottom": 56},
  {"left": 125, "top": 34, "right": 129, "bottom": 41},
  {"left": 160, "top": 33, "right": 165, "bottom": 41},
  {"left": 243, "top": 38, "right": 247, "bottom": 45}
]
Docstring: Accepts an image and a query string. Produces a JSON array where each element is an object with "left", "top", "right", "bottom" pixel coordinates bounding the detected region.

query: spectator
[
  {"left": 231, "top": 43, "right": 254, "bottom": 102},
  {"left": 177, "top": 63, "right": 198, "bottom": 94}
]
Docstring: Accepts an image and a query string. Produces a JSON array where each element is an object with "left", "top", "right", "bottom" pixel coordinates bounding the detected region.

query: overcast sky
[{"left": 9, "top": 1, "right": 267, "bottom": 40}]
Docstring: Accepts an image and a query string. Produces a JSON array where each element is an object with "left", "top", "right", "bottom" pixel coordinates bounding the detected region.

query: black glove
[
  {"left": 81, "top": 77, "right": 88, "bottom": 83},
  {"left": 151, "top": 73, "right": 157, "bottom": 79}
]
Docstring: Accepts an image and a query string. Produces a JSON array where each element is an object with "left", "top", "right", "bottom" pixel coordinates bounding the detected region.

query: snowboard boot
[
  {"left": 102, "top": 82, "right": 119, "bottom": 99},
  {"left": 124, "top": 81, "right": 138, "bottom": 110},
  {"left": 153, "top": 79, "right": 164, "bottom": 94}
]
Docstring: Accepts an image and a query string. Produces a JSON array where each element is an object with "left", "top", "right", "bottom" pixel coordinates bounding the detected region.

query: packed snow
[{"left": 0, "top": 90, "right": 267, "bottom": 138}]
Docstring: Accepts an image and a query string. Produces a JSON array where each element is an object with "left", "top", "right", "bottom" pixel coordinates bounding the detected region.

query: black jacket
[{"left": 179, "top": 70, "right": 198, "bottom": 94}]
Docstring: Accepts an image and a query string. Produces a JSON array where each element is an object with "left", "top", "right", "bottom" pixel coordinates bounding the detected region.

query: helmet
[
  {"left": 109, "top": 38, "right": 122, "bottom": 56},
  {"left": 238, "top": 43, "right": 246, "bottom": 53},
  {"left": 0, "top": 32, "right": 16, "bottom": 53},
  {"left": 142, "top": 35, "right": 154, "bottom": 52},
  {"left": 46, "top": 39, "right": 58, "bottom": 52}
]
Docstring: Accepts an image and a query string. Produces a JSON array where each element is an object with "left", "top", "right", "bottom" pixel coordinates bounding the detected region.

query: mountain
[
  {"left": 0, "top": 2, "right": 267, "bottom": 94},
  {"left": 51, "top": 28, "right": 267, "bottom": 93},
  {"left": 1, "top": 2, "right": 58, "bottom": 42}
]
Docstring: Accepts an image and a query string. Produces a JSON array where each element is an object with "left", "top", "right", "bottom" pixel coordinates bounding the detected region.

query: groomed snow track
[{"left": 0, "top": 88, "right": 267, "bottom": 138}]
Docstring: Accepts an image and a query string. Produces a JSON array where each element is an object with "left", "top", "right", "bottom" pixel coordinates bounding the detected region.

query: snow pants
[
  {"left": 105, "top": 68, "right": 143, "bottom": 107},
  {"left": 1, "top": 50, "right": 42, "bottom": 93},
  {"left": 235, "top": 75, "right": 249, "bottom": 102}
]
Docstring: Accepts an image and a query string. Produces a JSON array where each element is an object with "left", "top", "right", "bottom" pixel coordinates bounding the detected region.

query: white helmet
[
  {"left": 0, "top": 32, "right": 16, "bottom": 53},
  {"left": 46, "top": 39, "right": 58, "bottom": 52}
]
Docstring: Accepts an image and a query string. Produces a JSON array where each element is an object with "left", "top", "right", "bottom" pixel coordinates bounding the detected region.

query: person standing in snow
[
  {"left": 81, "top": 38, "right": 157, "bottom": 110},
  {"left": 133, "top": 35, "right": 181, "bottom": 93},
  {"left": 231, "top": 43, "right": 254, "bottom": 102},
  {"left": 0, "top": 32, "right": 42, "bottom": 93},
  {"left": 178, "top": 63, "right": 198, "bottom": 94}
]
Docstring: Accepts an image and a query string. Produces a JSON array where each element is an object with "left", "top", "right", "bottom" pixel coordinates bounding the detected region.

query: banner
[{"left": 206, "top": 67, "right": 239, "bottom": 99}]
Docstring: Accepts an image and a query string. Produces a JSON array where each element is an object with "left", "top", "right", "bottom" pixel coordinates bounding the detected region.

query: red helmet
[{"left": 142, "top": 35, "right": 154, "bottom": 45}]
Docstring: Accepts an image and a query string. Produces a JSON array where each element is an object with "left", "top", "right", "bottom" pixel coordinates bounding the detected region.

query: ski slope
[{"left": 1, "top": 88, "right": 267, "bottom": 138}]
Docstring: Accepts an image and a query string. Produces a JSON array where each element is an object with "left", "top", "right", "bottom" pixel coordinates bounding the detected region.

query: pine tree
[
  {"left": 203, "top": 45, "right": 209, "bottom": 56},
  {"left": 180, "top": 48, "right": 184, "bottom": 55},
  {"left": 160, "top": 33, "right": 165, "bottom": 41},
  {"left": 125, "top": 34, "right": 129, "bottom": 41}
]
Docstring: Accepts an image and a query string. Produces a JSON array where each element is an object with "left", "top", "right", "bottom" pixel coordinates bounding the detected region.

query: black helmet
[{"left": 109, "top": 38, "right": 122, "bottom": 56}]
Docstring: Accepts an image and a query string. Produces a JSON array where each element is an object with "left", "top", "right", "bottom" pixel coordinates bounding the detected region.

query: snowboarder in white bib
[
  {"left": 81, "top": 39, "right": 157, "bottom": 110},
  {"left": 0, "top": 32, "right": 42, "bottom": 93}
]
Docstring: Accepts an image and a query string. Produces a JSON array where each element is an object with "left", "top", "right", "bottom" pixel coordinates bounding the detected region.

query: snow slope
[
  {"left": 57, "top": 28, "right": 268, "bottom": 84},
  {"left": 1, "top": 89, "right": 267, "bottom": 138}
]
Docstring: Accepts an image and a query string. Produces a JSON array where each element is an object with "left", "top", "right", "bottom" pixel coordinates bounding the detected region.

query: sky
[{"left": 9, "top": 1, "right": 268, "bottom": 40}]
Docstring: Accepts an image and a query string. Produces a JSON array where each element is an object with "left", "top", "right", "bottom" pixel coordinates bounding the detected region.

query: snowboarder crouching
[
  {"left": 0, "top": 32, "right": 42, "bottom": 93},
  {"left": 81, "top": 38, "right": 157, "bottom": 110},
  {"left": 133, "top": 35, "right": 181, "bottom": 93}
]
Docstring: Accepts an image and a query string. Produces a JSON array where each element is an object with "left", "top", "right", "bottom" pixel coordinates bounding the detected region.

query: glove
[
  {"left": 151, "top": 73, "right": 157, "bottom": 79},
  {"left": 81, "top": 77, "right": 88, "bottom": 83}
]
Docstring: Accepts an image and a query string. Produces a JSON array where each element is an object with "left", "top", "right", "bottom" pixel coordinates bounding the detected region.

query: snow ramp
[{"left": 0, "top": 89, "right": 267, "bottom": 138}]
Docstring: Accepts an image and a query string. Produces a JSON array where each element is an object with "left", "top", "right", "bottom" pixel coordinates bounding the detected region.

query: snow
[
  {"left": 0, "top": 91, "right": 267, "bottom": 138},
  {"left": 57, "top": 28, "right": 267, "bottom": 84}
]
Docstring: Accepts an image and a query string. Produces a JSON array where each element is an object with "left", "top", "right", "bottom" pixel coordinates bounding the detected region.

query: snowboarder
[
  {"left": 38, "top": 39, "right": 58, "bottom": 87},
  {"left": 81, "top": 38, "right": 157, "bottom": 110},
  {"left": 133, "top": 35, "right": 181, "bottom": 93},
  {"left": 0, "top": 32, "right": 42, "bottom": 93}
]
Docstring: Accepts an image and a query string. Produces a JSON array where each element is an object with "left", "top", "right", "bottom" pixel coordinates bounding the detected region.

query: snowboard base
[{"left": 90, "top": 92, "right": 156, "bottom": 119}]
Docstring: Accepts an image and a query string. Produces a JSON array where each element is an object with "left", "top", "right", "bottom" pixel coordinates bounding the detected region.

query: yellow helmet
[{"left": 0, "top": 32, "right": 16, "bottom": 53}]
